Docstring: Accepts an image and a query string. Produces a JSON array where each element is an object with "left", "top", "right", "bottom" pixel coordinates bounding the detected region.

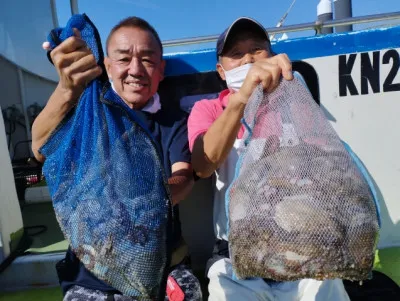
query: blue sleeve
[{"left": 169, "top": 113, "right": 191, "bottom": 166}]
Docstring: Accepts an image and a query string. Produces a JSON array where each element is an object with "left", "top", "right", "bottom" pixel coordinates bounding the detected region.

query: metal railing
[
  {"left": 70, "top": 0, "right": 79, "bottom": 15},
  {"left": 162, "top": 11, "right": 400, "bottom": 47}
]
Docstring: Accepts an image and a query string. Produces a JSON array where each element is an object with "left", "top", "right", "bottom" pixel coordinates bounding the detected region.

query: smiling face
[{"left": 104, "top": 26, "right": 165, "bottom": 109}]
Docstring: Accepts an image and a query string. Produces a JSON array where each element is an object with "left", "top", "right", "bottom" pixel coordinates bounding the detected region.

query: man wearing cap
[{"left": 188, "top": 17, "right": 350, "bottom": 300}]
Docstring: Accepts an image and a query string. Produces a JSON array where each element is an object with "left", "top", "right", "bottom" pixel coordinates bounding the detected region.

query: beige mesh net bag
[{"left": 227, "top": 75, "right": 380, "bottom": 281}]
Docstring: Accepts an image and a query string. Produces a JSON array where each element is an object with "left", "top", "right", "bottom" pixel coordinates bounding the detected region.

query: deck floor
[
  {"left": 21, "top": 202, "right": 67, "bottom": 254},
  {"left": 0, "top": 287, "right": 63, "bottom": 301},
  {"left": 7, "top": 202, "right": 400, "bottom": 299}
]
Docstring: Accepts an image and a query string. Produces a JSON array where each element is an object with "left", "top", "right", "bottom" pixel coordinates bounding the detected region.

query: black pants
[
  {"left": 63, "top": 262, "right": 202, "bottom": 301},
  {"left": 343, "top": 271, "right": 400, "bottom": 301}
]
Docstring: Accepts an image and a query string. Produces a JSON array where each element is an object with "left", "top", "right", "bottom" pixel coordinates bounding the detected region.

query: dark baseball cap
[{"left": 216, "top": 17, "right": 270, "bottom": 59}]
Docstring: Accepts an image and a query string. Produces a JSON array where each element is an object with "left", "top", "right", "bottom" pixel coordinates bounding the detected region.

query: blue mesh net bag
[
  {"left": 226, "top": 75, "right": 380, "bottom": 282},
  {"left": 40, "top": 14, "right": 172, "bottom": 299}
]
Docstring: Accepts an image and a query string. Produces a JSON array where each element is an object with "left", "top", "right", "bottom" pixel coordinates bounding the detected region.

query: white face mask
[{"left": 222, "top": 63, "right": 253, "bottom": 91}]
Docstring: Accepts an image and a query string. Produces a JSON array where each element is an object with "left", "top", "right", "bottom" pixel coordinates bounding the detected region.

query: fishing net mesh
[
  {"left": 40, "top": 14, "right": 170, "bottom": 300},
  {"left": 227, "top": 77, "right": 379, "bottom": 281}
]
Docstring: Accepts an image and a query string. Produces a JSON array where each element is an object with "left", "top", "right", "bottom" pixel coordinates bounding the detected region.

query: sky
[{"left": 55, "top": 0, "right": 400, "bottom": 54}]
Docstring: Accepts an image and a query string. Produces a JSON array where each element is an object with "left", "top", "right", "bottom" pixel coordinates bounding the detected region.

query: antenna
[{"left": 270, "top": 0, "right": 297, "bottom": 41}]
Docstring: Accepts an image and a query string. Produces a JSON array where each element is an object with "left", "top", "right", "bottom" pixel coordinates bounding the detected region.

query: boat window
[
  {"left": 293, "top": 61, "right": 320, "bottom": 104},
  {"left": 158, "top": 71, "right": 226, "bottom": 113},
  {"left": 159, "top": 61, "right": 319, "bottom": 114}
]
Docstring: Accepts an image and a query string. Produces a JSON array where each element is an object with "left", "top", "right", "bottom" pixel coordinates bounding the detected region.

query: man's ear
[
  {"left": 104, "top": 56, "right": 111, "bottom": 79},
  {"left": 216, "top": 63, "right": 226, "bottom": 81},
  {"left": 159, "top": 59, "right": 166, "bottom": 81}
]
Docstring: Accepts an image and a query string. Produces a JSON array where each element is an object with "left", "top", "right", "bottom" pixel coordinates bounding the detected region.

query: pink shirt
[
  {"left": 188, "top": 89, "right": 286, "bottom": 151},
  {"left": 187, "top": 89, "right": 245, "bottom": 151}
]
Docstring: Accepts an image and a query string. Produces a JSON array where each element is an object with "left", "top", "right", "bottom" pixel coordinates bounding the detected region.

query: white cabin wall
[
  {"left": 0, "top": 56, "right": 21, "bottom": 108},
  {"left": 23, "top": 71, "right": 57, "bottom": 109},
  {"left": 0, "top": 55, "right": 27, "bottom": 159},
  {"left": 0, "top": 55, "right": 56, "bottom": 159},
  {"left": 0, "top": 110, "right": 24, "bottom": 258},
  {"left": 304, "top": 48, "right": 400, "bottom": 249}
]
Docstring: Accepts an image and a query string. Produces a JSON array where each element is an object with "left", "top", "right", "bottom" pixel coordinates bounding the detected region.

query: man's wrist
[
  {"left": 54, "top": 84, "right": 80, "bottom": 109},
  {"left": 227, "top": 93, "right": 247, "bottom": 113}
]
